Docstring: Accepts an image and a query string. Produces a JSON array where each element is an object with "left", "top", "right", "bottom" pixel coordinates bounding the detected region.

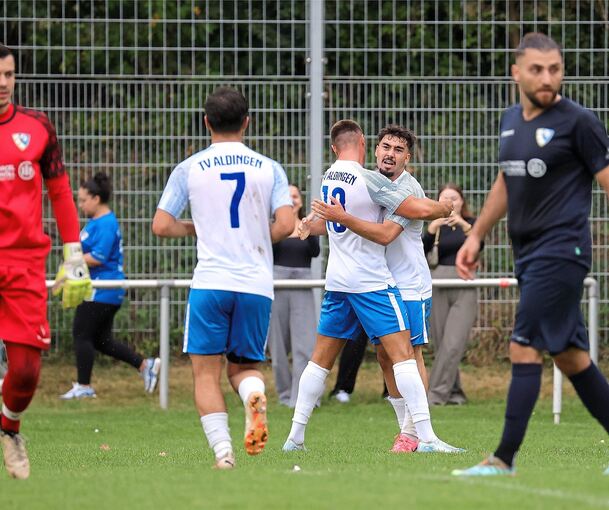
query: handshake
[{"left": 52, "top": 242, "right": 93, "bottom": 309}]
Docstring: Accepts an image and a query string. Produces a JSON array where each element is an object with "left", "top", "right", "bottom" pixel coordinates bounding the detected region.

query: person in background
[
  {"left": 268, "top": 184, "right": 320, "bottom": 407},
  {"left": 423, "top": 183, "right": 480, "bottom": 406},
  {"left": 60, "top": 173, "right": 161, "bottom": 400},
  {"left": 328, "top": 331, "right": 369, "bottom": 403}
]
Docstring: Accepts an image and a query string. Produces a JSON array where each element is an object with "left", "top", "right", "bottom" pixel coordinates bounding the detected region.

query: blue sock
[
  {"left": 568, "top": 363, "right": 609, "bottom": 434},
  {"left": 494, "top": 363, "right": 542, "bottom": 467}
]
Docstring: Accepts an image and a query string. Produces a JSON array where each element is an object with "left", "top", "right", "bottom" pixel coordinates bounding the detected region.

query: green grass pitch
[{"left": 3, "top": 364, "right": 609, "bottom": 510}]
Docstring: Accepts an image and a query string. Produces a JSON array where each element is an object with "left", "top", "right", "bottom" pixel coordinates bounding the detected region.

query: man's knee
[
  {"left": 376, "top": 347, "right": 392, "bottom": 371},
  {"left": 509, "top": 342, "right": 543, "bottom": 364},
  {"left": 553, "top": 348, "right": 591, "bottom": 376},
  {"left": 310, "top": 335, "right": 343, "bottom": 370},
  {"left": 5, "top": 344, "right": 41, "bottom": 390},
  {"left": 380, "top": 332, "right": 415, "bottom": 364}
]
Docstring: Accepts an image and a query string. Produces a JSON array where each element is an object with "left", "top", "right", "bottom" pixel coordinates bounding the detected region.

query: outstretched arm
[
  {"left": 271, "top": 205, "right": 295, "bottom": 242},
  {"left": 312, "top": 197, "right": 403, "bottom": 246},
  {"left": 595, "top": 165, "right": 609, "bottom": 198},
  {"left": 456, "top": 171, "right": 508, "bottom": 279},
  {"left": 152, "top": 209, "right": 196, "bottom": 238},
  {"left": 297, "top": 213, "right": 328, "bottom": 239},
  {"left": 393, "top": 195, "right": 453, "bottom": 220}
]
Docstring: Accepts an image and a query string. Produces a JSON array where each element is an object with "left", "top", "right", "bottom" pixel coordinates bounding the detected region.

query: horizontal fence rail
[{"left": 46, "top": 277, "right": 598, "bottom": 422}]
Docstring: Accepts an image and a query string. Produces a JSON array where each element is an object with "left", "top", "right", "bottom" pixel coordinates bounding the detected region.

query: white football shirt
[
  {"left": 158, "top": 141, "right": 292, "bottom": 299},
  {"left": 385, "top": 171, "right": 433, "bottom": 300},
  {"left": 321, "top": 160, "right": 412, "bottom": 293}
]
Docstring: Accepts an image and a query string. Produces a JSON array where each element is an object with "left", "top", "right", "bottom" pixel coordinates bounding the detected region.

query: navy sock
[
  {"left": 568, "top": 363, "right": 609, "bottom": 434},
  {"left": 494, "top": 363, "right": 542, "bottom": 467}
]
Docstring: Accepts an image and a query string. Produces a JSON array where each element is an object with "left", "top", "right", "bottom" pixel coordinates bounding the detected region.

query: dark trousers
[
  {"left": 331, "top": 330, "right": 387, "bottom": 396},
  {"left": 331, "top": 331, "right": 367, "bottom": 394},
  {"left": 73, "top": 301, "right": 143, "bottom": 385}
]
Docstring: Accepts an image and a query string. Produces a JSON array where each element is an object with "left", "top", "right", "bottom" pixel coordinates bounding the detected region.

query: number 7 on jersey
[{"left": 221, "top": 172, "right": 246, "bottom": 228}]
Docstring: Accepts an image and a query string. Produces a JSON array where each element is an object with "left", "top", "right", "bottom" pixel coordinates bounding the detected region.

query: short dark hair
[
  {"left": 204, "top": 87, "right": 248, "bottom": 133},
  {"left": 515, "top": 33, "right": 562, "bottom": 59},
  {"left": 377, "top": 125, "right": 417, "bottom": 152},
  {"left": 0, "top": 44, "right": 14, "bottom": 60},
  {"left": 81, "top": 172, "right": 112, "bottom": 203},
  {"left": 330, "top": 119, "right": 363, "bottom": 148}
]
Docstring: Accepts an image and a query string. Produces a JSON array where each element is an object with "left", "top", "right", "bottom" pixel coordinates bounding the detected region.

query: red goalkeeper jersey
[{"left": 0, "top": 103, "right": 79, "bottom": 264}]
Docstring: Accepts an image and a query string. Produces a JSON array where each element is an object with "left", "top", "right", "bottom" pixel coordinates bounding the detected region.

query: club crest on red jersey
[
  {"left": 18, "top": 161, "right": 35, "bottom": 180},
  {"left": 12, "top": 132, "right": 31, "bottom": 151}
]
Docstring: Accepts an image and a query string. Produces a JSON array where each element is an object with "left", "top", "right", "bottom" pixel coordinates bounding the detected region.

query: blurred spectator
[
  {"left": 60, "top": 173, "right": 160, "bottom": 400},
  {"left": 423, "top": 183, "right": 481, "bottom": 405},
  {"left": 329, "top": 331, "right": 368, "bottom": 403},
  {"left": 268, "top": 184, "right": 320, "bottom": 407}
]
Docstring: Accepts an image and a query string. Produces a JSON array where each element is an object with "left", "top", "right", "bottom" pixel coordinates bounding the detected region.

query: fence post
[
  {"left": 309, "top": 0, "right": 325, "bottom": 316},
  {"left": 587, "top": 277, "right": 599, "bottom": 364},
  {"left": 552, "top": 364, "right": 562, "bottom": 425},
  {"left": 553, "top": 277, "right": 598, "bottom": 424},
  {"left": 159, "top": 284, "right": 170, "bottom": 410}
]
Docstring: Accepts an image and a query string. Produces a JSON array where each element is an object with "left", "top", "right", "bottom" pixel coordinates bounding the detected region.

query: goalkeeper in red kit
[{"left": 0, "top": 45, "right": 92, "bottom": 479}]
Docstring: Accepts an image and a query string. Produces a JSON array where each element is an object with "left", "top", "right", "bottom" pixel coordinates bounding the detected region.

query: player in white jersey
[
  {"left": 282, "top": 120, "right": 456, "bottom": 453},
  {"left": 152, "top": 87, "right": 294, "bottom": 469},
  {"left": 312, "top": 125, "right": 464, "bottom": 453}
]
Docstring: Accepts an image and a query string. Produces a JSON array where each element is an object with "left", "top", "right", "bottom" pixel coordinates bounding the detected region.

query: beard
[
  {"left": 379, "top": 167, "right": 394, "bottom": 178},
  {"left": 378, "top": 157, "right": 397, "bottom": 178},
  {"left": 525, "top": 87, "right": 558, "bottom": 109}
]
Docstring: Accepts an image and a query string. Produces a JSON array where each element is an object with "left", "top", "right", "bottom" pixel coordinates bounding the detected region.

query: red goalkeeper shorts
[{"left": 0, "top": 262, "right": 51, "bottom": 350}]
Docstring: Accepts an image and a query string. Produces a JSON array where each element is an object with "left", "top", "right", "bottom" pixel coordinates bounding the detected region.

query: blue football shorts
[
  {"left": 511, "top": 258, "right": 589, "bottom": 355},
  {"left": 404, "top": 297, "right": 432, "bottom": 347},
  {"left": 183, "top": 289, "right": 272, "bottom": 363},
  {"left": 317, "top": 287, "right": 409, "bottom": 342}
]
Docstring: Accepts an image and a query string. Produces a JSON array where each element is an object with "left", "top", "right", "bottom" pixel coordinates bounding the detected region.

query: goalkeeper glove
[{"left": 52, "top": 242, "right": 93, "bottom": 308}]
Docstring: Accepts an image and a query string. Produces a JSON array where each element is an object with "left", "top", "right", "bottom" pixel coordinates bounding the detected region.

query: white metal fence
[
  {"left": 4, "top": 1, "right": 608, "bottom": 351},
  {"left": 46, "top": 277, "right": 599, "bottom": 425}
]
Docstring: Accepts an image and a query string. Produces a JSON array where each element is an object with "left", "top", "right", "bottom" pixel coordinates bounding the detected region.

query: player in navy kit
[{"left": 454, "top": 33, "right": 609, "bottom": 476}]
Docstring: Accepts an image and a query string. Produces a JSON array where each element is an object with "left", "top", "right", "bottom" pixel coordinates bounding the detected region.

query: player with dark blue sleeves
[
  {"left": 60, "top": 173, "right": 160, "bottom": 400},
  {"left": 454, "top": 33, "right": 609, "bottom": 476}
]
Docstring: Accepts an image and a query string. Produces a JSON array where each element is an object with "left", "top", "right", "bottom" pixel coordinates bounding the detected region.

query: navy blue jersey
[
  {"left": 80, "top": 211, "right": 125, "bottom": 305},
  {"left": 498, "top": 98, "right": 609, "bottom": 268}
]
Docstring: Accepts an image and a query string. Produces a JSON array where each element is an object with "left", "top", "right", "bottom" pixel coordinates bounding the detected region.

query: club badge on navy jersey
[
  {"left": 535, "top": 128, "right": 555, "bottom": 148},
  {"left": 12, "top": 132, "right": 31, "bottom": 151}
]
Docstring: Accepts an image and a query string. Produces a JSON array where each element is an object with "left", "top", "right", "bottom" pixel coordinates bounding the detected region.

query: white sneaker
[
  {"left": 142, "top": 357, "right": 161, "bottom": 393},
  {"left": 334, "top": 390, "right": 351, "bottom": 403},
  {"left": 59, "top": 383, "right": 97, "bottom": 400},
  {"left": 282, "top": 438, "right": 306, "bottom": 452},
  {"left": 417, "top": 438, "right": 466, "bottom": 453},
  {"left": 0, "top": 430, "right": 30, "bottom": 479},
  {"left": 214, "top": 452, "right": 235, "bottom": 470}
]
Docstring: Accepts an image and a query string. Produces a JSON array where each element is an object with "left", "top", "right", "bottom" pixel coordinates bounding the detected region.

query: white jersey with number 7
[{"left": 157, "top": 141, "right": 292, "bottom": 299}]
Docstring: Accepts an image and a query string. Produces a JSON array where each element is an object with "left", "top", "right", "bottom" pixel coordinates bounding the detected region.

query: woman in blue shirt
[{"left": 60, "top": 173, "right": 160, "bottom": 399}]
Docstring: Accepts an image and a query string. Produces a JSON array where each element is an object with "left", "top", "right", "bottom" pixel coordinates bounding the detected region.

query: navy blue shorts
[{"left": 511, "top": 258, "right": 589, "bottom": 355}]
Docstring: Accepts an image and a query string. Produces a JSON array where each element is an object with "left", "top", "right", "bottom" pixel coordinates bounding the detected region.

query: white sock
[
  {"left": 288, "top": 361, "right": 329, "bottom": 445},
  {"left": 2, "top": 404, "right": 21, "bottom": 421},
  {"left": 400, "top": 406, "right": 418, "bottom": 440},
  {"left": 393, "top": 360, "right": 436, "bottom": 442},
  {"left": 387, "top": 397, "right": 405, "bottom": 430},
  {"left": 237, "top": 376, "right": 265, "bottom": 404},
  {"left": 200, "top": 412, "right": 232, "bottom": 459}
]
